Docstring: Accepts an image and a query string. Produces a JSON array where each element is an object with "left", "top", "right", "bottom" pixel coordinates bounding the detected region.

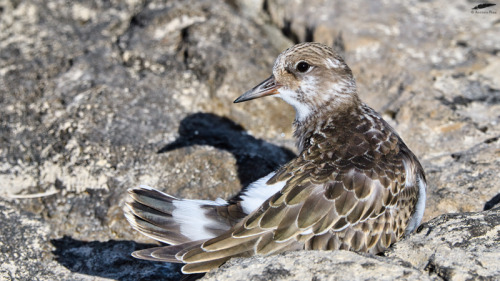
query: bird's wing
[{"left": 145, "top": 148, "right": 414, "bottom": 273}]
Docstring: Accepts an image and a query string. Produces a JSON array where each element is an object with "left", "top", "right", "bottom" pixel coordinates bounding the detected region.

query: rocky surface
[
  {"left": 388, "top": 206, "right": 500, "bottom": 281},
  {"left": 0, "top": 0, "right": 499, "bottom": 280},
  {"left": 203, "top": 250, "right": 437, "bottom": 281},
  {"left": 0, "top": 199, "right": 182, "bottom": 281}
]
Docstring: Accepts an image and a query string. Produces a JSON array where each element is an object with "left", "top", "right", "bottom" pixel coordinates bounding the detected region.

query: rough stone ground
[{"left": 0, "top": 0, "right": 499, "bottom": 280}]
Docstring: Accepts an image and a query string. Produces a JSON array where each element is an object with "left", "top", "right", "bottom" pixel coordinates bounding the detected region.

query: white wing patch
[
  {"left": 239, "top": 172, "right": 286, "bottom": 214},
  {"left": 402, "top": 158, "right": 426, "bottom": 235},
  {"left": 403, "top": 158, "right": 427, "bottom": 234},
  {"left": 405, "top": 175, "right": 426, "bottom": 235},
  {"left": 172, "top": 198, "right": 229, "bottom": 241}
]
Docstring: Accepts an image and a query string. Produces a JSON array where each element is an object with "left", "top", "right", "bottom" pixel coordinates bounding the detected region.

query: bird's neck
[{"left": 293, "top": 100, "right": 365, "bottom": 153}]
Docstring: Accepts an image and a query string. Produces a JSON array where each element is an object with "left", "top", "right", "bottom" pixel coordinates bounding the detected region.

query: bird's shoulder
[{"left": 272, "top": 104, "right": 408, "bottom": 187}]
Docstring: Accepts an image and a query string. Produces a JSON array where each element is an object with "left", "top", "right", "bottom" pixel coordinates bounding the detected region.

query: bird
[
  {"left": 472, "top": 3, "right": 496, "bottom": 10},
  {"left": 124, "top": 42, "right": 427, "bottom": 275}
]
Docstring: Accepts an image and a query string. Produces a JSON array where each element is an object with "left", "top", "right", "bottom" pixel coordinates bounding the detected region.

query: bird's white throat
[
  {"left": 276, "top": 87, "right": 313, "bottom": 122},
  {"left": 275, "top": 75, "right": 319, "bottom": 122}
]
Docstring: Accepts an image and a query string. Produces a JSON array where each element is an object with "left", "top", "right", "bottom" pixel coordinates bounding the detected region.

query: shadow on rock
[
  {"left": 484, "top": 193, "right": 500, "bottom": 211},
  {"left": 158, "top": 113, "right": 296, "bottom": 188},
  {"left": 51, "top": 236, "right": 182, "bottom": 281}
]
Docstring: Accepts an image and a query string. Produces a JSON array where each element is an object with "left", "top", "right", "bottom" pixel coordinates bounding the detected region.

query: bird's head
[{"left": 234, "top": 42, "right": 360, "bottom": 122}]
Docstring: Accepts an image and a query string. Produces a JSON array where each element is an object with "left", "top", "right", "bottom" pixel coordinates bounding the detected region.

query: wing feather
[
  {"left": 297, "top": 189, "right": 334, "bottom": 229},
  {"left": 182, "top": 239, "right": 257, "bottom": 263}
]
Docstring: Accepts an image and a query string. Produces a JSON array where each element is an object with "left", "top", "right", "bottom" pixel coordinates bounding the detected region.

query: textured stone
[
  {"left": 0, "top": 200, "right": 181, "bottom": 281},
  {"left": 388, "top": 207, "right": 500, "bottom": 281},
  {"left": 202, "top": 250, "right": 436, "bottom": 281}
]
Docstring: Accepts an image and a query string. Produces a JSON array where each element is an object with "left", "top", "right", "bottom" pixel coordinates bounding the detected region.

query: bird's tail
[
  {"left": 124, "top": 185, "right": 300, "bottom": 274},
  {"left": 124, "top": 185, "right": 245, "bottom": 245}
]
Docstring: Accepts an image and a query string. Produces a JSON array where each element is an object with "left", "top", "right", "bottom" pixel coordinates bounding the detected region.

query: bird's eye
[{"left": 296, "top": 61, "right": 310, "bottom": 73}]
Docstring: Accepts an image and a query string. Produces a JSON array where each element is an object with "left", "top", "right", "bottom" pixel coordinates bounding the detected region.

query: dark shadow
[
  {"left": 51, "top": 236, "right": 183, "bottom": 281},
  {"left": 484, "top": 193, "right": 500, "bottom": 211},
  {"left": 332, "top": 31, "right": 345, "bottom": 57},
  {"left": 281, "top": 18, "right": 300, "bottom": 44},
  {"left": 304, "top": 25, "right": 315, "bottom": 42},
  {"left": 158, "top": 113, "right": 296, "bottom": 188}
]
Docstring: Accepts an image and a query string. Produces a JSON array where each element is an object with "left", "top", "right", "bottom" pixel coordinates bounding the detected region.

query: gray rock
[
  {"left": 202, "top": 250, "right": 436, "bottom": 281},
  {"left": 0, "top": 200, "right": 181, "bottom": 280},
  {"left": 1, "top": 0, "right": 499, "bottom": 280},
  {"left": 388, "top": 206, "right": 500, "bottom": 281}
]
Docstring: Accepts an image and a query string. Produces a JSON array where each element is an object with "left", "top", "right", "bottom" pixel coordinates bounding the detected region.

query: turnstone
[{"left": 124, "top": 42, "right": 427, "bottom": 274}]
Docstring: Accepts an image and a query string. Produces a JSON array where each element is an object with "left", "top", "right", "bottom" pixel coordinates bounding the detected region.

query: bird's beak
[{"left": 234, "top": 75, "right": 281, "bottom": 103}]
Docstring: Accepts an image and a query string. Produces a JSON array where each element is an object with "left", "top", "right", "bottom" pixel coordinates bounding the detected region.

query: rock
[
  {"left": 1, "top": 0, "right": 499, "bottom": 280},
  {"left": 202, "top": 250, "right": 436, "bottom": 281},
  {"left": 388, "top": 206, "right": 500, "bottom": 280},
  {"left": 0, "top": 200, "right": 181, "bottom": 281}
]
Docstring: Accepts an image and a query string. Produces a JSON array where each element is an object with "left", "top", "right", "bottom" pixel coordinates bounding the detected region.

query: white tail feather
[{"left": 172, "top": 198, "right": 229, "bottom": 241}]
